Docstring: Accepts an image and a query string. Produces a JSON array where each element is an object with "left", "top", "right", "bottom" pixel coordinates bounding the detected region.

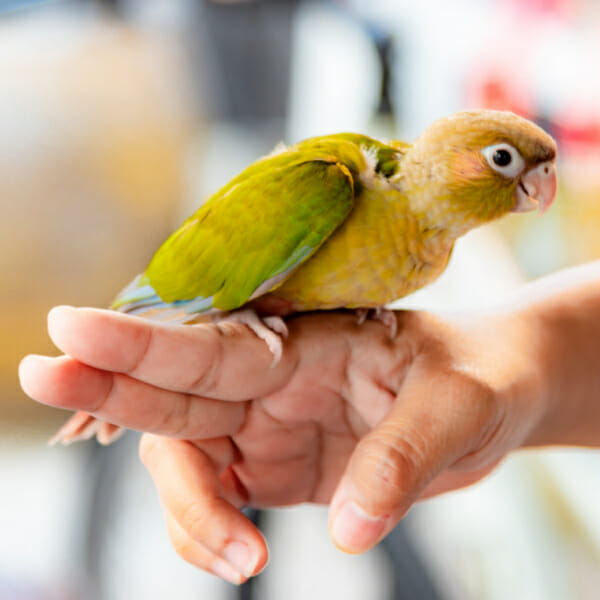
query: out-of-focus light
[
  {"left": 0, "top": 0, "right": 58, "bottom": 15},
  {"left": 206, "top": 0, "right": 253, "bottom": 4}
]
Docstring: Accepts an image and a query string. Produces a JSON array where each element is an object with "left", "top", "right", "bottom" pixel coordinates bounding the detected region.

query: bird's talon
[
  {"left": 263, "top": 315, "right": 289, "bottom": 339},
  {"left": 354, "top": 307, "right": 397, "bottom": 339},
  {"left": 216, "top": 309, "right": 286, "bottom": 365}
]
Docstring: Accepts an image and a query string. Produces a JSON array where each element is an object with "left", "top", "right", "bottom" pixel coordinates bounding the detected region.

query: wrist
[
  {"left": 466, "top": 309, "right": 553, "bottom": 451},
  {"left": 503, "top": 307, "right": 563, "bottom": 448},
  {"left": 518, "top": 297, "right": 600, "bottom": 448}
]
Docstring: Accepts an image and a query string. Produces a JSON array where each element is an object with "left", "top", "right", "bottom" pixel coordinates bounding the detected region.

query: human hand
[{"left": 19, "top": 305, "right": 548, "bottom": 584}]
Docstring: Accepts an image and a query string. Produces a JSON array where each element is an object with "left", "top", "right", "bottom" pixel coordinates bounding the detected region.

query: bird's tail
[
  {"left": 110, "top": 273, "right": 218, "bottom": 324},
  {"left": 52, "top": 274, "right": 223, "bottom": 445}
]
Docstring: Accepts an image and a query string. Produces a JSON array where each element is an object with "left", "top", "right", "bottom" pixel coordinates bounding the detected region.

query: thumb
[{"left": 329, "top": 360, "right": 500, "bottom": 553}]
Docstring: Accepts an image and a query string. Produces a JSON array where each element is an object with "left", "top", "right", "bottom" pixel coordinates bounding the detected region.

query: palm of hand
[
  {"left": 20, "top": 306, "right": 542, "bottom": 582},
  {"left": 216, "top": 314, "right": 401, "bottom": 508}
]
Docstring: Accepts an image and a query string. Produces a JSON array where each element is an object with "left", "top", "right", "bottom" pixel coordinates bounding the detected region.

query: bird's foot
[
  {"left": 49, "top": 411, "right": 125, "bottom": 446},
  {"left": 355, "top": 307, "right": 397, "bottom": 339},
  {"left": 214, "top": 309, "right": 288, "bottom": 365}
]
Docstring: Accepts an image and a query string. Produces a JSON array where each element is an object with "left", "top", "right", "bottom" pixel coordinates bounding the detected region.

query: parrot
[{"left": 50, "top": 109, "right": 557, "bottom": 445}]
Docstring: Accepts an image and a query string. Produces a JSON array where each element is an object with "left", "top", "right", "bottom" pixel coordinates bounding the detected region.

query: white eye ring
[{"left": 482, "top": 143, "right": 525, "bottom": 178}]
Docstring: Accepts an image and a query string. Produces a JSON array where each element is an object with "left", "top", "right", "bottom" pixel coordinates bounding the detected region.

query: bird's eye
[
  {"left": 492, "top": 149, "right": 511, "bottom": 166},
  {"left": 482, "top": 143, "right": 525, "bottom": 178}
]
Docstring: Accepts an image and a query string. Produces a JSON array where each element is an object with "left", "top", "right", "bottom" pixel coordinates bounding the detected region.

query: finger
[
  {"left": 96, "top": 422, "right": 126, "bottom": 445},
  {"left": 190, "top": 437, "right": 239, "bottom": 475},
  {"left": 46, "top": 306, "right": 297, "bottom": 399},
  {"left": 139, "top": 435, "right": 268, "bottom": 578},
  {"left": 329, "top": 361, "right": 502, "bottom": 553},
  {"left": 19, "top": 355, "right": 245, "bottom": 439},
  {"left": 48, "top": 411, "right": 99, "bottom": 445},
  {"left": 165, "top": 512, "right": 247, "bottom": 585}
]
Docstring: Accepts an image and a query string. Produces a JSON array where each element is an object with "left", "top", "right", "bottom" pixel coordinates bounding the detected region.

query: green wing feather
[{"left": 145, "top": 158, "right": 355, "bottom": 311}]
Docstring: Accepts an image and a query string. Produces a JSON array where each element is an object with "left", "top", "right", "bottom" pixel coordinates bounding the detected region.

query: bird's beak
[{"left": 512, "top": 161, "right": 557, "bottom": 215}]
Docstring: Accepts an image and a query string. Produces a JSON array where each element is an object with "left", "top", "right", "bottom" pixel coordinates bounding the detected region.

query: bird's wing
[{"left": 114, "top": 158, "right": 354, "bottom": 313}]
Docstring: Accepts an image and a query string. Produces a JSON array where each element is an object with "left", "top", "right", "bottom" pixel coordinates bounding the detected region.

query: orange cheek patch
[{"left": 450, "top": 152, "right": 487, "bottom": 182}]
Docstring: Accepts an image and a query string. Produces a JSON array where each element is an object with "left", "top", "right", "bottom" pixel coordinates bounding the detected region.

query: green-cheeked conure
[{"left": 52, "top": 110, "right": 557, "bottom": 445}]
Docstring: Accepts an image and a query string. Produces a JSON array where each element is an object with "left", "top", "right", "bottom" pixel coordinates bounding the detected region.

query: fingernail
[
  {"left": 48, "top": 305, "right": 75, "bottom": 321},
  {"left": 330, "top": 500, "right": 388, "bottom": 553},
  {"left": 49, "top": 305, "right": 75, "bottom": 312},
  {"left": 223, "top": 541, "right": 257, "bottom": 577},
  {"left": 20, "top": 354, "right": 50, "bottom": 367},
  {"left": 211, "top": 558, "right": 245, "bottom": 585},
  {"left": 18, "top": 355, "right": 51, "bottom": 395}
]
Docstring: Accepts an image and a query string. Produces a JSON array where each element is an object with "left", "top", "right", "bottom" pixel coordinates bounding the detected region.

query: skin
[
  {"left": 19, "top": 261, "right": 600, "bottom": 585},
  {"left": 52, "top": 112, "right": 557, "bottom": 445}
]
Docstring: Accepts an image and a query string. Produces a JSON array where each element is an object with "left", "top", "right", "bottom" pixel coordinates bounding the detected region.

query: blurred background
[{"left": 2, "top": 0, "right": 600, "bottom": 598}]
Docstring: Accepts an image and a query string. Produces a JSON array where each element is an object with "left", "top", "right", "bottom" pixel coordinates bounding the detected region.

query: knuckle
[
  {"left": 188, "top": 329, "right": 224, "bottom": 395},
  {"left": 478, "top": 384, "right": 501, "bottom": 420},
  {"left": 127, "top": 327, "right": 153, "bottom": 375},
  {"left": 355, "top": 432, "right": 425, "bottom": 512},
  {"left": 152, "top": 395, "right": 192, "bottom": 438},
  {"left": 461, "top": 381, "right": 507, "bottom": 457},
  {"left": 456, "top": 376, "right": 502, "bottom": 432},
  {"left": 179, "top": 501, "right": 208, "bottom": 541}
]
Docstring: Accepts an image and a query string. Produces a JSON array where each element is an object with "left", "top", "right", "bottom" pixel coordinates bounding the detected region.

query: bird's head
[{"left": 399, "top": 110, "right": 557, "bottom": 232}]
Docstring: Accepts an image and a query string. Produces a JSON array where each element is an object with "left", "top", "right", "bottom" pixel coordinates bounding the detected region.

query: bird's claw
[
  {"left": 355, "top": 307, "right": 397, "bottom": 339},
  {"left": 216, "top": 309, "right": 287, "bottom": 366}
]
